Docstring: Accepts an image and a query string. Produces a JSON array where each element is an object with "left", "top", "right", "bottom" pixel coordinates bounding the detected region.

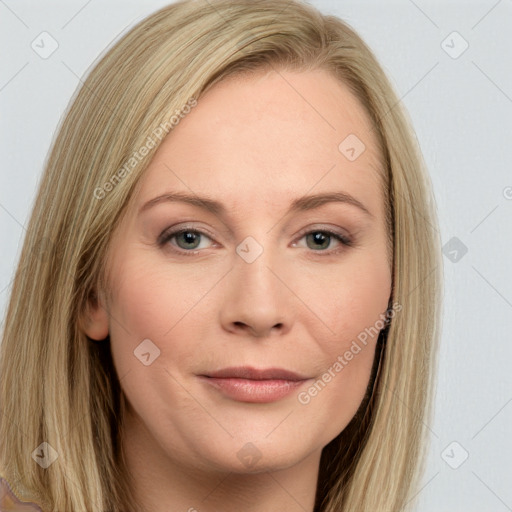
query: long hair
[{"left": 0, "top": 1, "right": 443, "bottom": 510}]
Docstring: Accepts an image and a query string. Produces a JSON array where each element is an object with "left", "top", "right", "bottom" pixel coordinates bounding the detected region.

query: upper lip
[{"left": 201, "top": 366, "right": 309, "bottom": 381}]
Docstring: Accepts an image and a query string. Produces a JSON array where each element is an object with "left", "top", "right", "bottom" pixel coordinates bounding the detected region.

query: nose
[{"left": 219, "top": 244, "right": 294, "bottom": 339}]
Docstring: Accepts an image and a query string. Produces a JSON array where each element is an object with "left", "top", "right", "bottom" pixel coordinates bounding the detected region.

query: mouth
[{"left": 197, "top": 366, "right": 312, "bottom": 403}]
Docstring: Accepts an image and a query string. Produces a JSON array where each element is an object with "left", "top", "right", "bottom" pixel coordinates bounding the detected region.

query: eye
[
  {"left": 293, "top": 228, "right": 353, "bottom": 254},
  {"left": 158, "top": 227, "right": 215, "bottom": 254}
]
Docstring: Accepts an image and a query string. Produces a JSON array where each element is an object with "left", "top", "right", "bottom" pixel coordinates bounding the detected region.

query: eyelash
[{"left": 157, "top": 225, "right": 353, "bottom": 257}]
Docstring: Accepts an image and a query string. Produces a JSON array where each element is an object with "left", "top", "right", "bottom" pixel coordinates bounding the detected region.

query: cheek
[
  {"left": 294, "top": 252, "right": 389, "bottom": 424},
  {"left": 104, "top": 251, "right": 232, "bottom": 389},
  {"left": 105, "top": 259, "right": 211, "bottom": 439},
  {"left": 105, "top": 258, "right": 197, "bottom": 373},
  {"left": 299, "top": 250, "right": 391, "bottom": 348}
]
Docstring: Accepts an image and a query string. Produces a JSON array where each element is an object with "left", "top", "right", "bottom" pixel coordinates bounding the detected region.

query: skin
[{"left": 84, "top": 67, "right": 392, "bottom": 512}]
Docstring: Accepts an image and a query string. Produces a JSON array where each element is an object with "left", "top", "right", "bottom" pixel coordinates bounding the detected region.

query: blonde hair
[{"left": 0, "top": 0, "right": 443, "bottom": 510}]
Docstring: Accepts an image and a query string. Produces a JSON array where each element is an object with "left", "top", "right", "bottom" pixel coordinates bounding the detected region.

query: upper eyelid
[{"left": 158, "top": 224, "right": 217, "bottom": 244}]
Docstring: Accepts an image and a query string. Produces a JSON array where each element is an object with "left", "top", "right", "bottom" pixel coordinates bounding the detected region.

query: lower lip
[{"left": 198, "top": 376, "right": 309, "bottom": 403}]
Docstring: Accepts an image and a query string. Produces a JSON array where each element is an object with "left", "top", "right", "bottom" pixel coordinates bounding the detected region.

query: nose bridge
[
  {"left": 233, "top": 234, "right": 282, "bottom": 297},
  {"left": 220, "top": 233, "right": 292, "bottom": 337}
]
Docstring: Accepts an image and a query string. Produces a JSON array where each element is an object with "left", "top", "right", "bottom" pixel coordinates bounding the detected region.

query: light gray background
[{"left": 1, "top": 1, "right": 511, "bottom": 510}]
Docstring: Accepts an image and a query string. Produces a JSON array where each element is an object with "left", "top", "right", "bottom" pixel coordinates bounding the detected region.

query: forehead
[{"left": 133, "top": 67, "right": 385, "bottom": 217}]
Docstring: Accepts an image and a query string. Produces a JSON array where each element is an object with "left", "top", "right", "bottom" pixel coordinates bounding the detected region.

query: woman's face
[{"left": 86, "top": 68, "right": 392, "bottom": 476}]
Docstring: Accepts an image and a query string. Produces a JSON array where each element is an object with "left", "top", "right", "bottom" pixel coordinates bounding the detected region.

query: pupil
[{"left": 309, "top": 232, "right": 329, "bottom": 250}]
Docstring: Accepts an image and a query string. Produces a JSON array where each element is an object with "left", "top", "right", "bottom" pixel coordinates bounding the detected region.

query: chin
[{"left": 177, "top": 430, "right": 318, "bottom": 476}]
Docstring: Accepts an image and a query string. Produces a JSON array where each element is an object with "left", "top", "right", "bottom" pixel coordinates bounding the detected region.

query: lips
[{"left": 198, "top": 366, "right": 312, "bottom": 403}]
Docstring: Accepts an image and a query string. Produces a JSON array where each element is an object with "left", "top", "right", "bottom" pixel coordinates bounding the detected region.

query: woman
[{"left": 0, "top": 0, "right": 442, "bottom": 510}]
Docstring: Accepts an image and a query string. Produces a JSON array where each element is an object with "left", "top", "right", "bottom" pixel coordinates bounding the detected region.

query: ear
[{"left": 81, "top": 288, "right": 110, "bottom": 341}]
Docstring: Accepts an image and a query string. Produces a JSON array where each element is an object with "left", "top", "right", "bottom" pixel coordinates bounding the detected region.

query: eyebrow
[{"left": 139, "top": 190, "right": 373, "bottom": 218}]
